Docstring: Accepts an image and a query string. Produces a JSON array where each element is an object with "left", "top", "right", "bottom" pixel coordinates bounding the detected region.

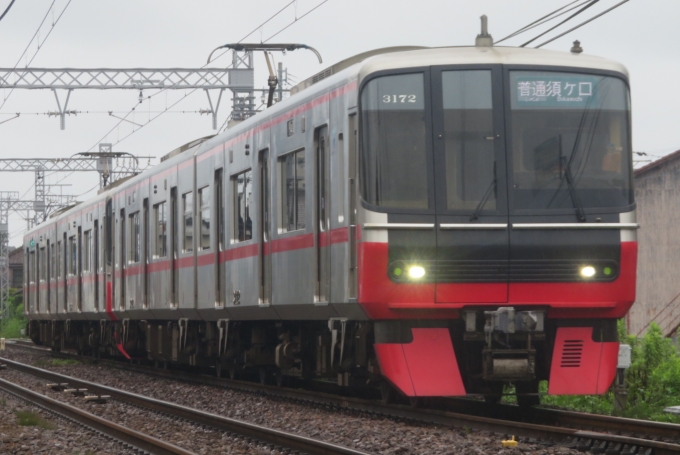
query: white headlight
[
  {"left": 580, "top": 266, "right": 596, "bottom": 278},
  {"left": 408, "top": 265, "right": 426, "bottom": 279}
]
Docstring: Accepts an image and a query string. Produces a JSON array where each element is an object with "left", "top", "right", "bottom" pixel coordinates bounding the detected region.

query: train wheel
[
  {"left": 275, "top": 371, "right": 286, "bottom": 387},
  {"left": 379, "top": 381, "right": 395, "bottom": 404},
  {"left": 259, "top": 367, "right": 269, "bottom": 385},
  {"left": 516, "top": 381, "right": 540, "bottom": 408},
  {"left": 483, "top": 383, "right": 504, "bottom": 404}
]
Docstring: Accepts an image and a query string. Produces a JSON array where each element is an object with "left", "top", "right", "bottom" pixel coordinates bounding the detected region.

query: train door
[
  {"left": 348, "top": 114, "right": 358, "bottom": 299},
  {"left": 258, "top": 149, "right": 272, "bottom": 304},
  {"left": 315, "top": 126, "right": 331, "bottom": 303},
  {"left": 143, "top": 198, "right": 149, "bottom": 309},
  {"left": 119, "top": 209, "right": 126, "bottom": 311},
  {"left": 62, "top": 233, "right": 67, "bottom": 313},
  {"left": 215, "top": 169, "right": 225, "bottom": 306},
  {"left": 431, "top": 66, "right": 509, "bottom": 303},
  {"left": 94, "top": 219, "right": 99, "bottom": 312},
  {"left": 170, "top": 187, "right": 178, "bottom": 307},
  {"left": 77, "top": 226, "right": 83, "bottom": 312},
  {"left": 105, "top": 199, "right": 114, "bottom": 316}
]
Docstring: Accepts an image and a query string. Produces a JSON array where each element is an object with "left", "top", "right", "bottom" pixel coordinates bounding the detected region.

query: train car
[{"left": 24, "top": 31, "right": 636, "bottom": 405}]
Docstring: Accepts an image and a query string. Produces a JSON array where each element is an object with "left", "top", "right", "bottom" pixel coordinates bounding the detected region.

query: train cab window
[
  {"left": 508, "top": 71, "right": 632, "bottom": 210},
  {"left": 360, "top": 73, "right": 429, "bottom": 209},
  {"left": 129, "top": 212, "right": 141, "bottom": 263},
  {"left": 68, "top": 236, "right": 77, "bottom": 275},
  {"left": 83, "top": 230, "right": 92, "bottom": 272},
  {"left": 183, "top": 192, "right": 194, "bottom": 252},
  {"left": 154, "top": 202, "right": 167, "bottom": 258},
  {"left": 198, "top": 186, "right": 210, "bottom": 250},
  {"left": 280, "top": 150, "right": 306, "bottom": 231},
  {"left": 441, "top": 70, "right": 496, "bottom": 211},
  {"left": 232, "top": 170, "right": 252, "bottom": 242}
]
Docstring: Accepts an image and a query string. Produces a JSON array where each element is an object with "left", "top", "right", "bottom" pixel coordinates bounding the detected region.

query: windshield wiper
[
  {"left": 560, "top": 154, "right": 586, "bottom": 222},
  {"left": 470, "top": 162, "right": 496, "bottom": 221}
]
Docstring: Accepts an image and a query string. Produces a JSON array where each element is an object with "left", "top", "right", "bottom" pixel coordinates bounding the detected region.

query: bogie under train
[{"left": 24, "top": 40, "right": 636, "bottom": 403}]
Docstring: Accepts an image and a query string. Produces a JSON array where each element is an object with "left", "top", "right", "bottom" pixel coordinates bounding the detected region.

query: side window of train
[
  {"left": 279, "top": 149, "right": 306, "bottom": 232},
  {"left": 39, "top": 247, "right": 46, "bottom": 282},
  {"left": 183, "top": 192, "right": 194, "bottom": 252},
  {"left": 51, "top": 243, "right": 56, "bottom": 280},
  {"left": 232, "top": 169, "right": 252, "bottom": 242},
  {"left": 154, "top": 201, "right": 167, "bottom": 258},
  {"left": 29, "top": 250, "right": 34, "bottom": 284},
  {"left": 83, "top": 230, "right": 92, "bottom": 272},
  {"left": 129, "top": 212, "right": 141, "bottom": 263},
  {"left": 56, "top": 241, "right": 61, "bottom": 278},
  {"left": 198, "top": 186, "right": 210, "bottom": 250},
  {"left": 68, "top": 236, "right": 77, "bottom": 276}
]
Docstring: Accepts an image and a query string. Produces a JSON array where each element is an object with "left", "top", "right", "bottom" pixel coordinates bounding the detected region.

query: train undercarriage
[{"left": 27, "top": 313, "right": 619, "bottom": 405}]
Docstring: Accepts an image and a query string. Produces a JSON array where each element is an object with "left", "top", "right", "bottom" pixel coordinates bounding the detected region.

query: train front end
[{"left": 356, "top": 47, "right": 636, "bottom": 400}]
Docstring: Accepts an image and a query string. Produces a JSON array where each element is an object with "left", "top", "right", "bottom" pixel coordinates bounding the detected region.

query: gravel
[
  {"left": 0, "top": 390, "right": 135, "bottom": 455},
  {"left": 1, "top": 347, "right": 582, "bottom": 455}
]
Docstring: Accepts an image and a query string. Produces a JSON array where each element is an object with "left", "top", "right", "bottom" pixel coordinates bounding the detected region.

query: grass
[
  {"left": 501, "top": 321, "right": 680, "bottom": 423},
  {"left": 15, "top": 410, "right": 55, "bottom": 429}
]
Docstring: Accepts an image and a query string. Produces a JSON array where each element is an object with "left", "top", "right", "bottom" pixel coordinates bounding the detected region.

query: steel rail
[
  {"left": 0, "top": 355, "right": 371, "bottom": 455},
  {"left": 8, "top": 342, "right": 680, "bottom": 453},
  {"left": 0, "top": 377, "right": 196, "bottom": 455}
]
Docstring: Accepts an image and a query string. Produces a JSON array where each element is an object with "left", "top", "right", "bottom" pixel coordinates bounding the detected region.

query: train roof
[
  {"left": 355, "top": 45, "right": 629, "bottom": 80},
  {"left": 24, "top": 45, "right": 629, "bottom": 242}
]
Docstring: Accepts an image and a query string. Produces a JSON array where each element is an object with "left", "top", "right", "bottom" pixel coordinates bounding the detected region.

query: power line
[
  {"left": 87, "top": 1, "right": 303, "bottom": 151},
  {"left": 520, "top": 0, "right": 600, "bottom": 47},
  {"left": 0, "top": 0, "right": 16, "bottom": 23},
  {"left": 496, "top": 0, "right": 587, "bottom": 44},
  {"left": 264, "top": 0, "right": 331, "bottom": 42},
  {"left": 0, "top": 0, "right": 72, "bottom": 111},
  {"left": 535, "top": 0, "right": 631, "bottom": 48}
]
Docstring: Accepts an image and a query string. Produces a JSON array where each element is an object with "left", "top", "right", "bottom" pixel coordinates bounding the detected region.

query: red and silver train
[{"left": 24, "top": 39, "right": 636, "bottom": 404}]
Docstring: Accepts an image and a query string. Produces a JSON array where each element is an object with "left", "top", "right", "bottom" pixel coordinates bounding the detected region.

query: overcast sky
[{"left": 0, "top": 0, "right": 678, "bottom": 245}]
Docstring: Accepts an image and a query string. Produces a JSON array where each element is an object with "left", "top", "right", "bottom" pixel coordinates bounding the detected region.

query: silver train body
[{"left": 24, "top": 45, "right": 636, "bottom": 399}]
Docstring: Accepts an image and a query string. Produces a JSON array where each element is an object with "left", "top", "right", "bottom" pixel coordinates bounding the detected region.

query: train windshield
[
  {"left": 360, "top": 73, "right": 429, "bottom": 209},
  {"left": 508, "top": 71, "right": 633, "bottom": 211}
]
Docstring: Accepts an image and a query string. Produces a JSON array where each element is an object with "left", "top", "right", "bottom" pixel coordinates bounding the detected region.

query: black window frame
[
  {"left": 358, "top": 67, "right": 436, "bottom": 215},
  {"left": 503, "top": 65, "right": 635, "bottom": 217}
]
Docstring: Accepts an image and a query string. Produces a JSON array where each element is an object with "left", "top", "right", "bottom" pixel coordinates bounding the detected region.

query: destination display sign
[{"left": 512, "top": 73, "right": 600, "bottom": 109}]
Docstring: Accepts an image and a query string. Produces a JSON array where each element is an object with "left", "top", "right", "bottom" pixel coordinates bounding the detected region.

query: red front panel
[
  {"left": 358, "top": 241, "right": 636, "bottom": 320},
  {"left": 374, "top": 328, "right": 466, "bottom": 397},
  {"left": 548, "top": 327, "right": 619, "bottom": 395}
]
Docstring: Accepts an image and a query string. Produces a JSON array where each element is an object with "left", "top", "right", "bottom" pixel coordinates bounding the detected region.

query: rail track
[
  {"left": 5, "top": 341, "right": 680, "bottom": 455},
  {"left": 0, "top": 347, "right": 372, "bottom": 455}
]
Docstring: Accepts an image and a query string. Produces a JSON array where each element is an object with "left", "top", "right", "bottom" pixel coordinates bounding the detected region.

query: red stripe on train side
[
  {"left": 220, "top": 243, "right": 258, "bottom": 262},
  {"left": 270, "top": 233, "right": 314, "bottom": 253},
  {"left": 197, "top": 253, "right": 215, "bottom": 267}
]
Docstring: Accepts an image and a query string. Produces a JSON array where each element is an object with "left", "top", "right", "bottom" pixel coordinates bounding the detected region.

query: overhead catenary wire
[
  {"left": 534, "top": 0, "right": 631, "bottom": 48},
  {"left": 0, "top": 0, "right": 57, "bottom": 111},
  {"left": 520, "top": 0, "right": 600, "bottom": 47},
  {"left": 495, "top": 0, "right": 588, "bottom": 44},
  {"left": 263, "top": 0, "right": 330, "bottom": 42},
  {"left": 92, "top": 0, "right": 331, "bottom": 149},
  {"left": 0, "top": 0, "right": 16, "bottom": 23}
]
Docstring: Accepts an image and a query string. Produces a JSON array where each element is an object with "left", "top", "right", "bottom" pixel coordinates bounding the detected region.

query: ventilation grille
[
  {"left": 311, "top": 68, "right": 333, "bottom": 84},
  {"left": 560, "top": 339, "right": 584, "bottom": 368}
]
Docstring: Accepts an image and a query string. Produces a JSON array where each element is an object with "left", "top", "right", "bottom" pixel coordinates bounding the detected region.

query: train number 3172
[{"left": 382, "top": 94, "right": 417, "bottom": 103}]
